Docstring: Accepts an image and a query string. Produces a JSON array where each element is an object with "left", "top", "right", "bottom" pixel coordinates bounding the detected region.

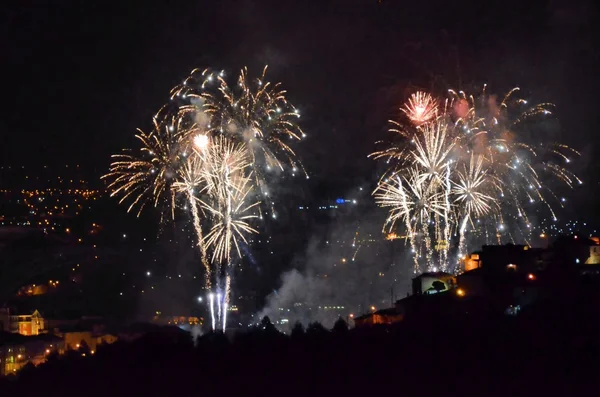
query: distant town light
[{"left": 456, "top": 288, "right": 466, "bottom": 297}]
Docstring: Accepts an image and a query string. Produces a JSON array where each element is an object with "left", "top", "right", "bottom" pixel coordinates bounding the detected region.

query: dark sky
[{"left": 2, "top": 0, "right": 598, "bottom": 198}]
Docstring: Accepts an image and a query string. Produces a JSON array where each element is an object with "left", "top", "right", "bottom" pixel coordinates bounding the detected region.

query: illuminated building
[
  {"left": 0, "top": 333, "right": 64, "bottom": 376},
  {"left": 2, "top": 310, "right": 47, "bottom": 336},
  {"left": 463, "top": 253, "right": 481, "bottom": 271},
  {"left": 353, "top": 308, "right": 403, "bottom": 327},
  {"left": 151, "top": 313, "right": 203, "bottom": 331},
  {"left": 411, "top": 272, "right": 456, "bottom": 295},
  {"left": 585, "top": 245, "right": 600, "bottom": 265},
  {"left": 61, "top": 330, "right": 117, "bottom": 352},
  {"left": 463, "top": 244, "right": 538, "bottom": 273}
]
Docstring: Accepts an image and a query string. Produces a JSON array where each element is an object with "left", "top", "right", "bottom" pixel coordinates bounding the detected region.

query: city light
[{"left": 456, "top": 288, "right": 466, "bottom": 297}]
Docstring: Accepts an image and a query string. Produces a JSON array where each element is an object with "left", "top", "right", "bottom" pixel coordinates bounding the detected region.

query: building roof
[
  {"left": 353, "top": 307, "right": 398, "bottom": 321},
  {"left": 374, "top": 307, "right": 398, "bottom": 316},
  {"left": 414, "top": 271, "right": 454, "bottom": 279}
]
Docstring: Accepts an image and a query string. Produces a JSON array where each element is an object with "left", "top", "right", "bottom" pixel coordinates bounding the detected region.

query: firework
[
  {"left": 172, "top": 142, "right": 212, "bottom": 287},
  {"left": 372, "top": 85, "right": 580, "bottom": 273},
  {"left": 105, "top": 65, "right": 304, "bottom": 332},
  {"left": 452, "top": 154, "right": 500, "bottom": 259},
  {"left": 195, "top": 137, "right": 260, "bottom": 265},
  {"left": 452, "top": 154, "right": 497, "bottom": 219},
  {"left": 402, "top": 91, "right": 439, "bottom": 125},
  {"left": 374, "top": 167, "right": 447, "bottom": 272},
  {"left": 174, "top": 66, "right": 307, "bottom": 217},
  {"left": 102, "top": 114, "right": 184, "bottom": 220},
  {"left": 174, "top": 135, "right": 259, "bottom": 330}
]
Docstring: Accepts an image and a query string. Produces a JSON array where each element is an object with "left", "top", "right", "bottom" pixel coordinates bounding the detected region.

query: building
[
  {"left": 585, "top": 245, "right": 600, "bottom": 264},
  {"left": 60, "top": 330, "right": 117, "bottom": 352},
  {"left": 463, "top": 252, "right": 481, "bottom": 271},
  {"left": 0, "top": 309, "right": 46, "bottom": 335},
  {"left": 10, "top": 310, "right": 46, "bottom": 335},
  {"left": 411, "top": 272, "right": 456, "bottom": 295},
  {"left": 0, "top": 333, "right": 64, "bottom": 376},
  {"left": 353, "top": 308, "right": 403, "bottom": 327}
]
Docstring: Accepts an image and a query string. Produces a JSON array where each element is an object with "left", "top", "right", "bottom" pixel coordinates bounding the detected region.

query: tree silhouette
[
  {"left": 432, "top": 281, "right": 446, "bottom": 293},
  {"left": 78, "top": 340, "right": 91, "bottom": 355},
  {"left": 333, "top": 317, "right": 349, "bottom": 334},
  {"left": 291, "top": 322, "right": 305, "bottom": 339},
  {"left": 261, "top": 316, "right": 276, "bottom": 333},
  {"left": 306, "top": 322, "right": 328, "bottom": 337}
]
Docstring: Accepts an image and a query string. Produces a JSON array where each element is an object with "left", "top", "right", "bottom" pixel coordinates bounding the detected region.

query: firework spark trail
[
  {"left": 217, "top": 292, "right": 222, "bottom": 325},
  {"left": 171, "top": 136, "right": 214, "bottom": 287},
  {"left": 372, "top": 85, "right": 580, "bottom": 272},
  {"left": 352, "top": 244, "right": 362, "bottom": 262},
  {"left": 458, "top": 216, "right": 470, "bottom": 264},
  {"left": 222, "top": 301, "right": 228, "bottom": 332},
  {"left": 187, "top": 189, "right": 211, "bottom": 288},
  {"left": 222, "top": 274, "right": 231, "bottom": 332},
  {"left": 422, "top": 220, "right": 433, "bottom": 269},
  {"left": 441, "top": 162, "right": 452, "bottom": 271},
  {"left": 209, "top": 292, "right": 216, "bottom": 331}
]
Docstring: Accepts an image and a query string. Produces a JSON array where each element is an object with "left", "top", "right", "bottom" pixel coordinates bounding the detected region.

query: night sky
[{"left": 3, "top": 0, "right": 598, "bottom": 206}]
